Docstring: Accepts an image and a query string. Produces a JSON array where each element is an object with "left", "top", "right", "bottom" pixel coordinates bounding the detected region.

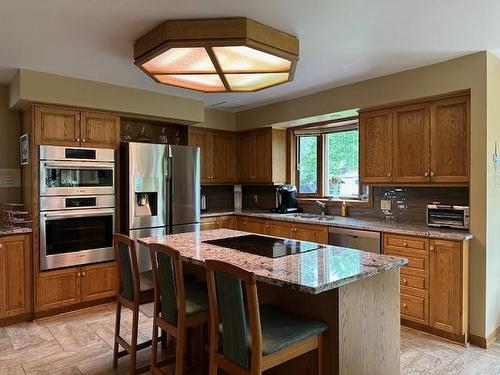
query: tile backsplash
[
  {"left": 242, "top": 185, "right": 277, "bottom": 211},
  {"left": 201, "top": 185, "right": 234, "bottom": 212}
]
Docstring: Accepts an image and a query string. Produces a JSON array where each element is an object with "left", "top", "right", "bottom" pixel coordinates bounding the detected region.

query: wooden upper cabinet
[
  {"left": 80, "top": 111, "right": 120, "bottom": 148},
  {"left": 429, "top": 239, "right": 464, "bottom": 334},
  {"left": 359, "top": 109, "right": 393, "bottom": 183},
  {"left": 237, "top": 133, "right": 253, "bottom": 182},
  {"left": 0, "top": 235, "right": 32, "bottom": 318},
  {"left": 188, "top": 128, "right": 237, "bottom": 184},
  {"left": 430, "top": 96, "right": 469, "bottom": 183},
  {"left": 393, "top": 103, "right": 430, "bottom": 183},
  {"left": 35, "top": 106, "right": 81, "bottom": 147},
  {"left": 189, "top": 128, "right": 213, "bottom": 183},
  {"left": 237, "top": 128, "right": 286, "bottom": 184},
  {"left": 34, "top": 105, "right": 121, "bottom": 149},
  {"left": 212, "top": 132, "right": 237, "bottom": 183}
]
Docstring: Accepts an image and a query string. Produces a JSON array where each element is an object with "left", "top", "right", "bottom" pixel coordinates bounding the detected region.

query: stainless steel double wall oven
[{"left": 39, "top": 146, "right": 116, "bottom": 270}]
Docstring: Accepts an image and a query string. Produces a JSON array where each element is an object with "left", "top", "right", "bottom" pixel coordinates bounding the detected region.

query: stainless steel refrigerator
[{"left": 120, "top": 142, "right": 200, "bottom": 271}]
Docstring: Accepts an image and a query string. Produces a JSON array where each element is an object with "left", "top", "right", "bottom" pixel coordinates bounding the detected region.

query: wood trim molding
[{"left": 469, "top": 325, "right": 500, "bottom": 349}]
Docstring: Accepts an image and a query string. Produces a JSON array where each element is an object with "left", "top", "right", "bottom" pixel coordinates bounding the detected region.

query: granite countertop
[
  {"left": 138, "top": 228, "right": 407, "bottom": 295},
  {"left": 0, "top": 227, "right": 32, "bottom": 236},
  {"left": 201, "top": 210, "right": 473, "bottom": 241}
]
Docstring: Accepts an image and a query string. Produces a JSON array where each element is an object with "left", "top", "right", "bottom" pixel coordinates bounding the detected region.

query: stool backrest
[
  {"left": 148, "top": 243, "right": 185, "bottom": 327},
  {"left": 205, "top": 259, "right": 262, "bottom": 371},
  {"left": 114, "top": 234, "right": 140, "bottom": 303}
]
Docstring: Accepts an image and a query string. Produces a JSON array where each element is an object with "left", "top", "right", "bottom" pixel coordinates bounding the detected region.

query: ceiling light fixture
[{"left": 134, "top": 18, "right": 299, "bottom": 93}]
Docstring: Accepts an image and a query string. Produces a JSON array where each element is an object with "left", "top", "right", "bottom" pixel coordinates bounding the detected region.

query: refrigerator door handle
[{"left": 165, "top": 146, "right": 174, "bottom": 232}]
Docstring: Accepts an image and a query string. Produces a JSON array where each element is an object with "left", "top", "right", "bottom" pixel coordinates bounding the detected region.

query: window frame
[{"left": 292, "top": 119, "right": 372, "bottom": 207}]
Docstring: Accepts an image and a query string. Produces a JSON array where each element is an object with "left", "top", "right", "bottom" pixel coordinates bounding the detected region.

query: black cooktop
[{"left": 203, "top": 234, "right": 325, "bottom": 258}]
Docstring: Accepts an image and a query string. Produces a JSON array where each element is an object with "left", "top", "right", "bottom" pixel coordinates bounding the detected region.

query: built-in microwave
[
  {"left": 39, "top": 145, "right": 115, "bottom": 196},
  {"left": 427, "top": 204, "right": 470, "bottom": 230}
]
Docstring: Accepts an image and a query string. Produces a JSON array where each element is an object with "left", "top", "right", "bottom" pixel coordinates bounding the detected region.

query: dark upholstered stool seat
[
  {"left": 184, "top": 282, "right": 209, "bottom": 316},
  {"left": 259, "top": 304, "right": 327, "bottom": 355}
]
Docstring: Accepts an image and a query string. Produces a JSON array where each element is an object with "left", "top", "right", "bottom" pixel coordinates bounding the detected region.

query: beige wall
[
  {"left": 0, "top": 84, "right": 21, "bottom": 203},
  {"left": 486, "top": 52, "right": 500, "bottom": 335},
  {"left": 197, "top": 108, "right": 236, "bottom": 131},
  {"left": 237, "top": 52, "right": 489, "bottom": 338},
  {"left": 9, "top": 69, "right": 205, "bottom": 124}
]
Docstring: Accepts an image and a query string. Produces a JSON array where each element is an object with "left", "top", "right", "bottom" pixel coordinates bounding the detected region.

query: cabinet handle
[
  {"left": 424, "top": 171, "right": 429, "bottom": 177},
  {"left": 387, "top": 172, "right": 392, "bottom": 178},
  {"left": 82, "top": 271, "right": 86, "bottom": 276},
  {"left": 76, "top": 138, "right": 81, "bottom": 142},
  {"left": 403, "top": 241, "right": 408, "bottom": 247},
  {"left": 77, "top": 272, "right": 81, "bottom": 277},
  {"left": 0, "top": 243, "right": 3, "bottom": 249},
  {"left": 402, "top": 278, "right": 407, "bottom": 284},
  {"left": 430, "top": 245, "right": 435, "bottom": 251},
  {"left": 82, "top": 139, "right": 86, "bottom": 143},
  {"left": 430, "top": 171, "right": 435, "bottom": 177},
  {"left": 402, "top": 303, "right": 407, "bottom": 308}
]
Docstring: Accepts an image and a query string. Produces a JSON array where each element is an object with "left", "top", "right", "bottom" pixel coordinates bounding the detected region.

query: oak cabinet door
[
  {"left": 80, "top": 263, "right": 118, "bottom": 302},
  {"left": 393, "top": 103, "right": 430, "bottom": 183},
  {"left": 218, "top": 216, "right": 234, "bottom": 229},
  {"left": 189, "top": 129, "right": 213, "bottom": 183},
  {"left": 37, "top": 268, "right": 80, "bottom": 311},
  {"left": 0, "top": 235, "right": 32, "bottom": 317},
  {"left": 429, "top": 240, "right": 463, "bottom": 334},
  {"left": 293, "top": 224, "right": 328, "bottom": 244},
  {"left": 359, "top": 109, "right": 393, "bottom": 183},
  {"left": 237, "top": 134, "right": 253, "bottom": 182},
  {"left": 81, "top": 111, "right": 120, "bottom": 148},
  {"left": 200, "top": 217, "right": 219, "bottom": 231},
  {"left": 212, "top": 132, "right": 237, "bottom": 183},
  {"left": 246, "top": 218, "right": 269, "bottom": 235},
  {"left": 35, "top": 106, "right": 81, "bottom": 146},
  {"left": 268, "top": 221, "right": 292, "bottom": 239},
  {"left": 252, "top": 131, "right": 272, "bottom": 182},
  {"left": 430, "top": 96, "right": 469, "bottom": 183}
]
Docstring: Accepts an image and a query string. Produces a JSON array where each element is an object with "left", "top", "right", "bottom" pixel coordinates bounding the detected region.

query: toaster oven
[{"left": 426, "top": 204, "right": 470, "bottom": 230}]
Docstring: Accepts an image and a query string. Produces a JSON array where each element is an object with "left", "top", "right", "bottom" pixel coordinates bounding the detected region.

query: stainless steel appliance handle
[
  {"left": 42, "top": 208, "right": 115, "bottom": 219},
  {"left": 42, "top": 161, "right": 115, "bottom": 169}
]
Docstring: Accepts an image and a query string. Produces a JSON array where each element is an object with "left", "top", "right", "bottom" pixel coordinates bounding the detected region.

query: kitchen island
[{"left": 139, "top": 228, "right": 407, "bottom": 375}]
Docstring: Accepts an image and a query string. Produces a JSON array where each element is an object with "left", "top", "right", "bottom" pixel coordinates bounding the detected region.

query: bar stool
[
  {"left": 148, "top": 243, "right": 210, "bottom": 375},
  {"left": 205, "top": 260, "right": 327, "bottom": 375},
  {"left": 113, "top": 233, "right": 155, "bottom": 375}
]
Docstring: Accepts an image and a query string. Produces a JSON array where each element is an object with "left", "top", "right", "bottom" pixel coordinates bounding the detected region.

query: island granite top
[
  {"left": 0, "top": 227, "right": 32, "bottom": 236},
  {"left": 138, "top": 228, "right": 407, "bottom": 295}
]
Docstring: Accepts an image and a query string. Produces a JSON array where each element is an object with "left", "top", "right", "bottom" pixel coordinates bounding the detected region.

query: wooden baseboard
[
  {"left": 469, "top": 325, "right": 500, "bottom": 349},
  {"left": 401, "top": 319, "right": 467, "bottom": 346},
  {"left": 34, "top": 296, "right": 115, "bottom": 320},
  {"left": 0, "top": 312, "right": 34, "bottom": 328}
]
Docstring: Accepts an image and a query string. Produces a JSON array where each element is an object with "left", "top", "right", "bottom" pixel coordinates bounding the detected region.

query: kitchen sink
[{"left": 290, "top": 213, "right": 333, "bottom": 221}]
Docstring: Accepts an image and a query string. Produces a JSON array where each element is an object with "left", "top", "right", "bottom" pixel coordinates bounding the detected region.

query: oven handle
[
  {"left": 42, "top": 161, "right": 115, "bottom": 170},
  {"left": 42, "top": 208, "right": 115, "bottom": 219}
]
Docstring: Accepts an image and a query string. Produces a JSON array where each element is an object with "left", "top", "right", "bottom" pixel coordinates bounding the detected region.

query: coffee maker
[{"left": 272, "top": 184, "right": 299, "bottom": 213}]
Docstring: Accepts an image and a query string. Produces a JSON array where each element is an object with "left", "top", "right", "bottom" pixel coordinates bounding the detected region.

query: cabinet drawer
[
  {"left": 384, "top": 248, "right": 429, "bottom": 275},
  {"left": 401, "top": 292, "right": 428, "bottom": 324},
  {"left": 384, "top": 234, "right": 428, "bottom": 252},
  {"left": 401, "top": 273, "right": 428, "bottom": 291}
]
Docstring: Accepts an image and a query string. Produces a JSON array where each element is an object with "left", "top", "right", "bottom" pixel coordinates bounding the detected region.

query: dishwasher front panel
[{"left": 328, "top": 227, "right": 381, "bottom": 254}]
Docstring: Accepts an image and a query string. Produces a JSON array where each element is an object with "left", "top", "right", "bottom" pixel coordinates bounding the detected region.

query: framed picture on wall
[{"left": 20, "top": 133, "right": 29, "bottom": 165}]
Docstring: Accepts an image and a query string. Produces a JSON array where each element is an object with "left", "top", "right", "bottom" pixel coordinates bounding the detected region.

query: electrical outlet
[
  {"left": 380, "top": 200, "right": 392, "bottom": 211},
  {"left": 253, "top": 194, "right": 258, "bottom": 203}
]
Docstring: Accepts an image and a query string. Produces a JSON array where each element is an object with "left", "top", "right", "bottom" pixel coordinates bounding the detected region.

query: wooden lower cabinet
[
  {"left": 200, "top": 216, "right": 235, "bottom": 231},
  {"left": 36, "top": 261, "right": 118, "bottom": 312},
  {"left": 0, "top": 234, "right": 32, "bottom": 319},
  {"left": 80, "top": 263, "right": 118, "bottom": 302},
  {"left": 235, "top": 216, "right": 328, "bottom": 245},
  {"left": 383, "top": 233, "right": 468, "bottom": 342}
]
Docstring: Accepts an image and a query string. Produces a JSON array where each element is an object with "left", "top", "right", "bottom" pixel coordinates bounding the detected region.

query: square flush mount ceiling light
[{"left": 134, "top": 18, "right": 299, "bottom": 92}]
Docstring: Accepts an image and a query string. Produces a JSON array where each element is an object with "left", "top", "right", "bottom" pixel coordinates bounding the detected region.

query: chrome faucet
[{"left": 315, "top": 200, "right": 327, "bottom": 217}]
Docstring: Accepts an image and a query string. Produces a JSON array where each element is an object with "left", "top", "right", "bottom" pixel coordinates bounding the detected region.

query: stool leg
[
  {"left": 151, "top": 320, "right": 159, "bottom": 372},
  {"left": 317, "top": 334, "right": 324, "bottom": 375},
  {"left": 129, "top": 308, "right": 139, "bottom": 375},
  {"left": 175, "top": 329, "right": 185, "bottom": 375},
  {"left": 113, "top": 301, "right": 122, "bottom": 369}
]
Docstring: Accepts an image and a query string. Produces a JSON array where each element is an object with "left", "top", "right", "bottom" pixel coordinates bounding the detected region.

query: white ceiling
[{"left": 1, "top": 0, "right": 500, "bottom": 111}]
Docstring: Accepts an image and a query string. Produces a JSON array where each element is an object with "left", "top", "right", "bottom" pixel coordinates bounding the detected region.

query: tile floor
[{"left": 0, "top": 303, "right": 499, "bottom": 374}]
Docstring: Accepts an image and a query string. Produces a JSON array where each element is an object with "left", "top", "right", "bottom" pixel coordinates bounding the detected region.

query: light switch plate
[{"left": 380, "top": 199, "right": 392, "bottom": 211}]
